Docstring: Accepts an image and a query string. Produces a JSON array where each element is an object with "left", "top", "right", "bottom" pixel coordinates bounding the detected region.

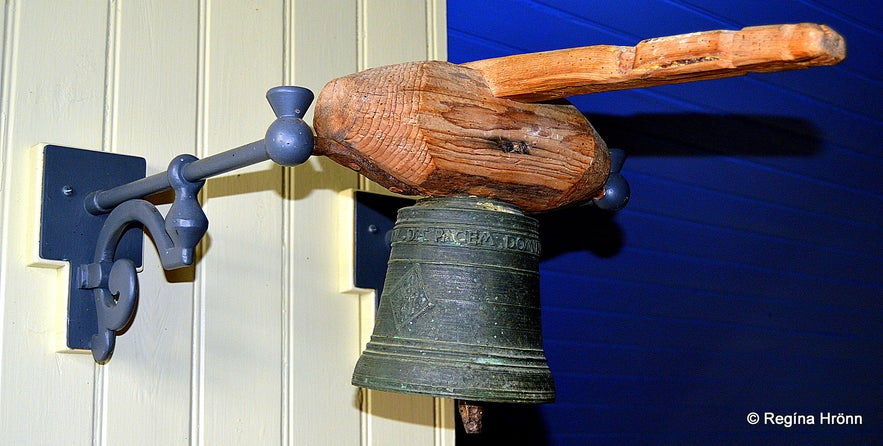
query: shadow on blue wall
[
  {"left": 539, "top": 204, "right": 625, "bottom": 260},
  {"left": 586, "top": 113, "right": 822, "bottom": 157},
  {"left": 451, "top": 110, "right": 880, "bottom": 445}
]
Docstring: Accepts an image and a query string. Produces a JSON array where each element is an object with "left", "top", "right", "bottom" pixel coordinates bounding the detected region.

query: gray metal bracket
[
  {"left": 352, "top": 191, "right": 413, "bottom": 298},
  {"left": 38, "top": 86, "right": 315, "bottom": 363},
  {"left": 39, "top": 145, "right": 146, "bottom": 351}
]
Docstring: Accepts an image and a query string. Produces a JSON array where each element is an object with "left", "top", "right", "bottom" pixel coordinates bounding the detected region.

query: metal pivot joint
[
  {"left": 40, "top": 86, "right": 315, "bottom": 363},
  {"left": 592, "top": 148, "right": 630, "bottom": 211}
]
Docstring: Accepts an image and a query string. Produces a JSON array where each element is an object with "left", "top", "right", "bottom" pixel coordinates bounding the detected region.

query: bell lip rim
[
  {"left": 351, "top": 380, "right": 556, "bottom": 404},
  {"left": 358, "top": 341, "right": 551, "bottom": 363}
]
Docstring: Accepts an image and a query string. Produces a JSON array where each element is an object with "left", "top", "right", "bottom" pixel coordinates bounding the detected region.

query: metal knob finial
[
  {"left": 266, "top": 85, "right": 314, "bottom": 119},
  {"left": 265, "top": 86, "right": 315, "bottom": 166}
]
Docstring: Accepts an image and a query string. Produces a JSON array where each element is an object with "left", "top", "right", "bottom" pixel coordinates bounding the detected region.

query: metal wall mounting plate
[
  {"left": 39, "top": 145, "right": 146, "bottom": 350},
  {"left": 353, "top": 191, "right": 414, "bottom": 297}
]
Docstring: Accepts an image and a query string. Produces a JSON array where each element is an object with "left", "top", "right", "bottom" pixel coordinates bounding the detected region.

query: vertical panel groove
[
  {"left": 91, "top": 366, "right": 107, "bottom": 446},
  {"left": 282, "top": 0, "right": 293, "bottom": 85},
  {"left": 357, "top": 0, "right": 367, "bottom": 72},
  {"left": 425, "top": 0, "right": 435, "bottom": 59},
  {"left": 362, "top": 388, "right": 372, "bottom": 446},
  {"left": 281, "top": 2, "right": 294, "bottom": 445},
  {"left": 434, "top": 398, "right": 454, "bottom": 446},
  {"left": 0, "top": 0, "right": 18, "bottom": 184},
  {"left": 190, "top": 1, "right": 211, "bottom": 445},
  {"left": 0, "top": 1, "right": 21, "bottom": 378},
  {"left": 426, "top": 0, "right": 447, "bottom": 61},
  {"left": 355, "top": 7, "right": 371, "bottom": 443},
  {"left": 92, "top": 1, "right": 122, "bottom": 444},
  {"left": 101, "top": 0, "right": 120, "bottom": 154}
]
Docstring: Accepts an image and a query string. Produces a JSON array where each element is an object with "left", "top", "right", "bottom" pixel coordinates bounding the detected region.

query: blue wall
[{"left": 448, "top": 1, "right": 882, "bottom": 444}]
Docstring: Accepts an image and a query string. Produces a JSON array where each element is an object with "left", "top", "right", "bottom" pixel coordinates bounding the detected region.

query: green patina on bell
[{"left": 352, "top": 196, "right": 555, "bottom": 404}]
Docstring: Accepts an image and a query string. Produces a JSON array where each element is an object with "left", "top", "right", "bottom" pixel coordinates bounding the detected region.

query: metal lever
[
  {"left": 85, "top": 86, "right": 314, "bottom": 214},
  {"left": 66, "top": 86, "right": 314, "bottom": 362}
]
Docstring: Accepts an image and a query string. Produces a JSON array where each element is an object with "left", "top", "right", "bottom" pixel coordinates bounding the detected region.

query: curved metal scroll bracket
[
  {"left": 42, "top": 85, "right": 316, "bottom": 363},
  {"left": 80, "top": 155, "right": 207, "bottom": 362}
]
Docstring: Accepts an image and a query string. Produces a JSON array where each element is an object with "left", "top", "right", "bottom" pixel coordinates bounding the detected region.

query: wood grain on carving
[
  {"left": 463, "top": 23, "right": 846, "bottom": 102},
  {"left": 312, "top": 23, "right": 845, "bottom": 212},
  {"left": 314, "top": 61, "right": 610, "bottom": 213}
]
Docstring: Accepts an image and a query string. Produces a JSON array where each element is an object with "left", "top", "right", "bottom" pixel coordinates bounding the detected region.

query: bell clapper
[{"left": 457, "top": 400, "right": 483, "bottom": 434}]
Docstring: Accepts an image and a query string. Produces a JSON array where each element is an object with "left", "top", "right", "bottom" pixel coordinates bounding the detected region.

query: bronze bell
[{"left": 352, "top": 196, "right": 555, "bottom": 409}]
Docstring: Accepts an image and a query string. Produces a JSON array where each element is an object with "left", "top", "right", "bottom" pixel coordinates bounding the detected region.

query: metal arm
[
  {"left": 85, "top": 86, "right": 314, "bottom": 214},
  {"left": 77, "top": 85, "right": 315, "bottom": 362}
]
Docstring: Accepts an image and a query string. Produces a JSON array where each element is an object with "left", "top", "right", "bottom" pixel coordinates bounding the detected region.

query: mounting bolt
[
  {"left": 61, "top": 185, "right": 74, "bottom": 196},
  {"left": 367, "top": 224, "right": 379, "bottom": 234}
]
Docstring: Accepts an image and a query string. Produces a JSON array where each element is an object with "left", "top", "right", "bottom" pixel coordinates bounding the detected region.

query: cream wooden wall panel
[
  {"left": 101, "top": 2, "right": 200, "bottom": 445},
  {"left": 0, "top": 0, "right": 10, "bottom": 256},
  {"left": 0, "top": 1, "right": 108, "bottom": 443},
  {"left": 0, "top": 0, "right": 449, "bottom": 444},
  {"left": 287, "top": 1, "right": 364, "bottom": 443},
  {"left": 360, "top": 0, "right": 445, "bottom": 69},
  {"left": 200, "top": 1, "right": 288, "bottom": 444}
]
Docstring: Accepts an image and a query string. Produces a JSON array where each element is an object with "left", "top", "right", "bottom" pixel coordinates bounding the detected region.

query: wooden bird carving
[{"left": 312, "top": 23, "right": 845, "bottom": 212}]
